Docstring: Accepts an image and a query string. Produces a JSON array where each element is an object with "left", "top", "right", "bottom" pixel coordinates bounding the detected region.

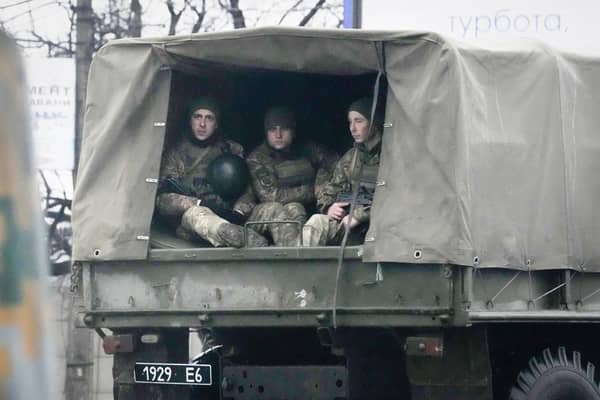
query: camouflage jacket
[
  {"left": 156, "top": 136, "right": 255, "bottom": 219},
  {"left": 247, "top": 140, "right": 338, "bottom": 207},
  {"left": 317, "top": 130, "right": 382, "bottom": 223}
]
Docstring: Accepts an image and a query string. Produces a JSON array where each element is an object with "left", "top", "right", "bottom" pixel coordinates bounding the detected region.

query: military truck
[
  {"left": 72, "top": 27, "right": 600, "bottom": 400},
  {"left": 0, "top": 31, "right": 58, "bottom": 400}
]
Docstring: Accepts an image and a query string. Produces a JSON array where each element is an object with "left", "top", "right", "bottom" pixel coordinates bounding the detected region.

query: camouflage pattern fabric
[
  {"left": 156, "top": 136, "right": 256, "bottom": 245},
  {"left": 302, "top": 214, "right": 369, "bottom": 247},
  {"left": 248, "top": 202, "right": 306, "bottom": 246},
  {"left": 180, "top": 205, "right": 230, "bottom": 247},
  {"left": 317, "top": 130, "right": 382, "bottom": 223},
  {"left": 0, "top": 32, "right": 56, "bottom": 400},
  {"left": 246, "top": 140, "right": 337, "bottom": 246},
  {"left": 304, "top": 130, "right": 382, "bottom": 246},
  {"left": 302, "top": 214, "right": 342, "bottom": 246},
  {"left": 178, "top": 206, "right": 269, "bottom": 248},
  {"left": 247, "top": 140, "right": 337, "bottom": 206},
  {"left": 157, "top": 136, "right": 255, "bottom": 218}
]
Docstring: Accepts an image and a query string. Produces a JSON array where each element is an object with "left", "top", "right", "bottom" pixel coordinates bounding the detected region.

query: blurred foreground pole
[
  {"left": 64, "top": 1, "right": 94, "bottom": 400},
  {"left": 0, "top": 31, "right": 58, "bottom": 400}
]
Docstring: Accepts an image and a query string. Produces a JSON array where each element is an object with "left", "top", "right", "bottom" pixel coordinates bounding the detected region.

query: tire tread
[{"left": 509, "top": 347, "right": 600, "bottom": 400}]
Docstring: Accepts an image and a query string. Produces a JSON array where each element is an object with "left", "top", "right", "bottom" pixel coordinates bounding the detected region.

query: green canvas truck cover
[{"left": 72, "top": 27, "right": 600, "bottom": 272}]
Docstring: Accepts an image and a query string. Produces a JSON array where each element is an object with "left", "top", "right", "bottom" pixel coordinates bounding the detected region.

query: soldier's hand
[
  {"left": 341, "top": 215, "right": 360, "bottom": 229},
  {"left": 327, "top": 202, "right": 349, "bottom": 221}
]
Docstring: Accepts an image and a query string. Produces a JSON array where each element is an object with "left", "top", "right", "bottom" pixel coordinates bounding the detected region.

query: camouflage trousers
[
  {"left": 302, "top": 214, "right": 343, "bottom": 246},
  {"left": 179, "top": 205, "right": 229, "bottom": 247},
  {"left": 248, "top": 202, "right": 306, "bottom": 246},
  {"left": 302, "top": 214, "right": 367, "bottom": 246}
]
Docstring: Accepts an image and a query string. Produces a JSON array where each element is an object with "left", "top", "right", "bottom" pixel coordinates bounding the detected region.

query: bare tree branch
[
  {"left": 13, "top": 36, "right": 47, "bottom": 48},
  {"left": 201, "top": 14, "right": 219, "bottom": 32},
  {"left": 2, "top": 0, "right": 343, "bottom": 57},
  {"left": 129, "top": 0, "right": 142, "bottom": 37},
  {"left": 218, "top": 0, "right": 245, "bottom": 29},
  {"left": 321, "top": 3, "right": 343, "bottom": 27},
  {"left": 23, "top": 4, "right": 73, "bottom": 56},
  {"left": 278, "top": 0, "right": 303, "bottom": 24},
  {"left": 92, "top": 1, "right": 139, "bottom": 50},
  {"left": 61, "top": 0, "right": 75, "bottom": 55},
  {"left": 30, "top": 29, "right": 74, "bottom": 56},
  {"left": 298, "top": 0, "right": 325, "bottom": 26},
  {"left": 166, "top": 0, "right": 186, "bottom": 35},
  {"left": 186, "top": 0, "right": 206, "bottom": 33},
  {"left": 128, "top": 0, "right": 145, "bottom": 31}
]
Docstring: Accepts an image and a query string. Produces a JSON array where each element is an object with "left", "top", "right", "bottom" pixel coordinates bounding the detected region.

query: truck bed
[
  {"left": 81, "top": 246, "right": 462, "bottom": 329},
  {"left": 80, "top": 240, "right": 600, "bottom": 329}
]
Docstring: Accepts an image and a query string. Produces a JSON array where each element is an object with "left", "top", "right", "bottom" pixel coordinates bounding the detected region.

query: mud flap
[{"left": 406, "top": 327, "right": 492, "bottom": 400}]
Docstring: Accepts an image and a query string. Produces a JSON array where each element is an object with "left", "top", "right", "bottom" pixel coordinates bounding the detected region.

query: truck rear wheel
[{"left": 510, "top": 347, "right": 600, "bottom": 400}]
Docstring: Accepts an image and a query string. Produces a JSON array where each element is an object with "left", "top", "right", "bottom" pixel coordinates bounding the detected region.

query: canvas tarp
[
  {"left": 72, "top": 27, "right": 600, "bottom": 271},
  {"left": 364, "top": 37, "right": 600, "bottom": 271}
]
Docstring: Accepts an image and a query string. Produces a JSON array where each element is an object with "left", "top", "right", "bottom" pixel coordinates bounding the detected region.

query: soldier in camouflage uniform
[
  {"left": 156, "top": 97, "right": 268, "bottom": 247},
  {"left": 303, "top": 97, "right": 382, "bottom": 246},
  {"left": 246, "top": 106, "right": 337, "bottom": 246}
]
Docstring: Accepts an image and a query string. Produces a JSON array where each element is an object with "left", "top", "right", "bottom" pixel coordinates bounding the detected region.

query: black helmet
[{"left": 206, "top": 153, "right": 250, "bottom": 201}]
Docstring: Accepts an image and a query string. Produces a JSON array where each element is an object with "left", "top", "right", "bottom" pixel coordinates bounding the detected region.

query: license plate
[{"left": 134, "top": 362, "right": 212, "bottom": 386}]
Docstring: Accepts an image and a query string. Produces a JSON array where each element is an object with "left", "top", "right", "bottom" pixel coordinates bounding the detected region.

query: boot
[
  {"left": 217, "top": 223, "right": 268, "bottom": 248},
  {"left": 175, "top": 225, "right": 196, "bottom": 242}
]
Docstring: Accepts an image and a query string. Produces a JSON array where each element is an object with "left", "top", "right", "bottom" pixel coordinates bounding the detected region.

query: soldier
[
  {"left": 303, "top": 97, "right": 382, "bottom": 246},
  {"left": 246, "top": 106, "right": 338, "bottom": 246},
  {"left": 156, "top": 97, "right": 268, "bottom": 247}
]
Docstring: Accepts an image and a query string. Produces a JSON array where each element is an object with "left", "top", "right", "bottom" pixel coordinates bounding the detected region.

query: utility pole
[
  {"left": 352, "top": 0, "right": 361, "bottom": 28},
  {"left": 343, "top": 0, "right": 361, "bottom": 28},
  {"left": 65, "top": 2, "right": 94, "bottom": 400},
  {"left": 74, "top": 0, "right": 94, "bottom": 179}
]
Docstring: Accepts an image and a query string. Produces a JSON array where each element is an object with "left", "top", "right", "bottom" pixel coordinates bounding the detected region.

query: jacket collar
[{"left": 357, "top": 129, "right": 382, "bottom": 154}]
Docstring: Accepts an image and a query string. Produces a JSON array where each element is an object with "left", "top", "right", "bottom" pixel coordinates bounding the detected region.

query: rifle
[
  {"left": 335, "top": 187, "right": 373, "bottom": 206},
  {"left": 159, "top": 177, "right": 197, "bottom": 197},
  {"left": 159, "top": 177, "right": 246, "bottom": 225}
]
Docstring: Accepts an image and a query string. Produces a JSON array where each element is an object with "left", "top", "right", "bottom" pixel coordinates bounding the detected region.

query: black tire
[{"left": 510, "top": 347, "right": 600, "bottom": 400}]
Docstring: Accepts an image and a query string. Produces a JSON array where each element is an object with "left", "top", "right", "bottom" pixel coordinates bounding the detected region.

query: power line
[
  {"left": 0, "top": 0, "right": 35, "bottom": 11},
  {"left": 2, "top": 1, "right": 57, "bottom": 24}
]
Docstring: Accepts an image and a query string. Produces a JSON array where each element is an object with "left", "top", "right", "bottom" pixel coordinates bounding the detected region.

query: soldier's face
[
  {"left": 266, "top": 126, "right": 294, "bottom": 151},
  {"left": 348, "top": 111, "right": 371, "bottom": 144},
  {"left": 190, "top": 109, "right": 218, "bottom": 141}
]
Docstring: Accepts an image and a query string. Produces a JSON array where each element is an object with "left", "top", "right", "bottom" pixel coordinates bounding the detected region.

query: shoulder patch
[{"left": 256, "top": 167, "right": 274, "bottom": 188}]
